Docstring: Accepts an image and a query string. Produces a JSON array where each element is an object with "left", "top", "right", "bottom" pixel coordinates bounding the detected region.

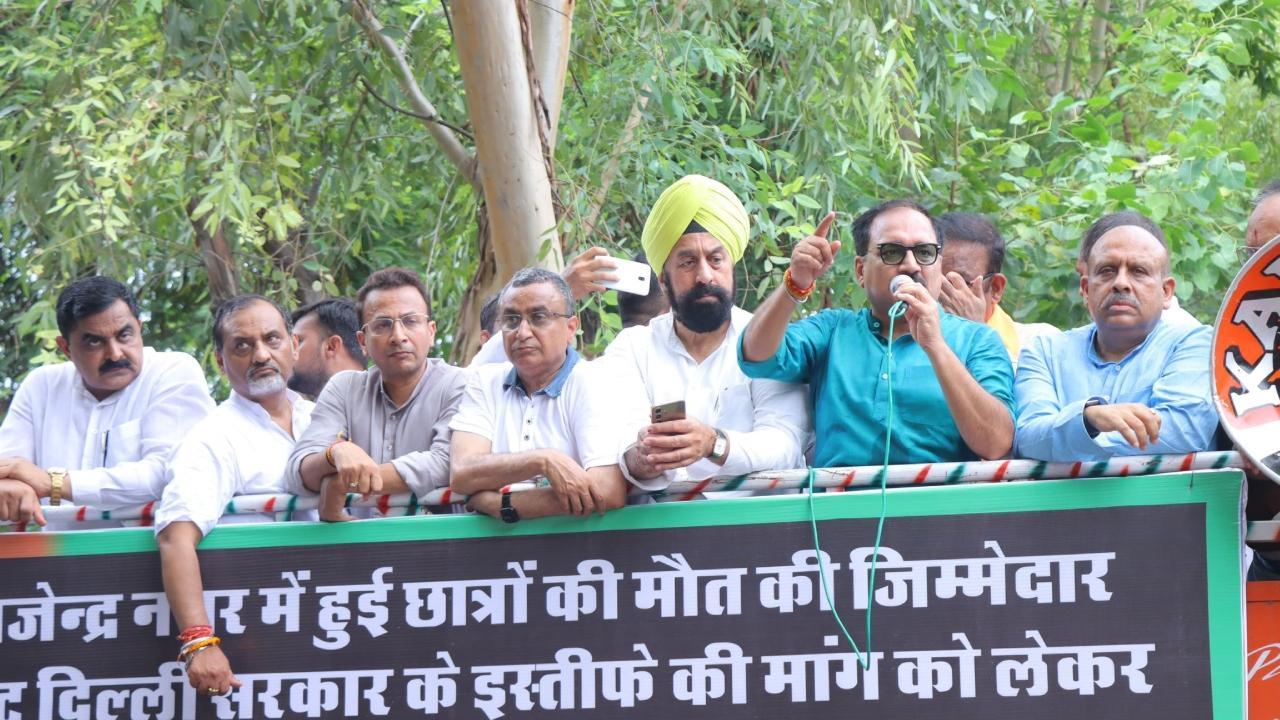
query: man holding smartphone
[{"left": 608, "top": 174, "right": 809, "bottom": 495}]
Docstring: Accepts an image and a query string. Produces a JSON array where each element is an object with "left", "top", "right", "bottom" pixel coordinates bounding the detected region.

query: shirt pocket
[
  {"left": 715, "top": 382, "right": 755, "bottom": 432},
  {"left": 104, "top": 418, "right": 143, "bottom": 466}
]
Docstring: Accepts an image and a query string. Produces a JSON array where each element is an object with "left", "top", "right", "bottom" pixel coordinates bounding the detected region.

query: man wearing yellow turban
[{"left": 603, "top": 175, "right": 810, "bottom": 496}]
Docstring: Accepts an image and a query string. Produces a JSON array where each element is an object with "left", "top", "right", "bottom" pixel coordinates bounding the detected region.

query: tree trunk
[
  {"left": 451, "top": 0, "right": 563, "bottom": 282},
  {"left": 449, "top": 202, "right": 500, "bottom": 364},
  {"left": 187, "top": 199, "right": 238, "bottom": 304},
  {"left": 528, "top": 0, "right": 574, "bottom": 151}
]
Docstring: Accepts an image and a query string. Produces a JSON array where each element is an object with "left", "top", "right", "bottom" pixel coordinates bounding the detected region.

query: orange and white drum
[{"left": 1213, "top": 235, "right": 1280, "bottom": 483}]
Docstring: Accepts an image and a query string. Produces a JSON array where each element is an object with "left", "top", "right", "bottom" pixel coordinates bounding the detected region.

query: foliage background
[{"left": 1, "top": 0, "right": 1277, "bottom": 407}]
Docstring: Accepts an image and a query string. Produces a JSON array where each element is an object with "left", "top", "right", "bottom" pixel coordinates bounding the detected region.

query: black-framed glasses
[
  {"left": 958, "top": 271, "right": 997, "bottom": 286},
  {"left": 877, "top": 242, "right": 940, "bottom": 266},
  {"left": 362, "top": 313, "right": 430, "bottom": 337},
  {"left": 498, "top": 310, "right": 574, "bottom": 333}
]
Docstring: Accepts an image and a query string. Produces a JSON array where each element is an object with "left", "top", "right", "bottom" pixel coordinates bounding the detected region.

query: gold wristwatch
[{"left": 47, "top": 467, "right": 67, "bottom": 506}]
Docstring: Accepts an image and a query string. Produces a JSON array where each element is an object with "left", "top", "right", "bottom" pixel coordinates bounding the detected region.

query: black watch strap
[
  {"left": 500, "top": 491, "right": 520, "bottom": 524},
  {"left": 1082, "top": 396, "right": 1107, "bottom": 438}
]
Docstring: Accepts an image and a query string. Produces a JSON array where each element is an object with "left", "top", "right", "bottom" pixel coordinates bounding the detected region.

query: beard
[
  {"left": 664, "top": 273, "right": 734, "bottom": 334},
  {"left": 245, "top": 363, "right": 287, "bottom": 399},
  {"left": 287, "top": 366, "right": 325, "bottom": 397}
]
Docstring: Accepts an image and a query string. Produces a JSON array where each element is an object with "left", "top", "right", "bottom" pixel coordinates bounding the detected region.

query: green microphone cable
[{"left": 807, "top": 298, "right": 905, "bottom": 670}]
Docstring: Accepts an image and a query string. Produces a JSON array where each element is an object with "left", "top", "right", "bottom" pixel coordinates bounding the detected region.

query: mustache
[
  {"left": 249, "top": 361, "right": 282, "bottom": 376},
  {"left": 1103, "top": 292, "right": 1139, "bottom": 309},
  {"left": 98, "top": 358, "right": 133, "bottom": 373},
  {"left": 681, "top": 283, "right": 732, "bottom": 304}
]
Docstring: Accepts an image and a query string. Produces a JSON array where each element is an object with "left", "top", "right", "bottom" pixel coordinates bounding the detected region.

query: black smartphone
[{"left": 651, "top": 400, "right": 687, "bottom": 424}]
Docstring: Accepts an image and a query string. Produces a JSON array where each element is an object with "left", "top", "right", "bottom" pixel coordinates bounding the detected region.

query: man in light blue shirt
[
  {"left": 1015, "top": 211, "right": 1217, "bottom": 461},
  {"left": 739, "top": 201, "right": 1015, "bottom": 467}
]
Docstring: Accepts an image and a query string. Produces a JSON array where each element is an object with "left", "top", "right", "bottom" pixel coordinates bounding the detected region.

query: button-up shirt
[
  {"left": 450, "top": 349, "right": 634, "bottom": 470},
  {"left": 603, "top": 307, "right": 809, "bottom": 491},
  {"left": 1014, "top": 318, "right": 1218, "bottom": 462},
  {"left": 0, "top": 348, "right": 214, "bottom": 521},
  {"left": 156, "top": 390, "right": 314, "bottom": 537},
  {"left": 739, "top": 307, "right": 1015, "bottom": 467},
  {"left": 286, "top": 359, "right": 466, "bottom": 496}
]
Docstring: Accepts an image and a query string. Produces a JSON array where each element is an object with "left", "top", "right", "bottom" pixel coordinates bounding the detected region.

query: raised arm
[{"left": 741, "top": 212, "right": 838, "bottom": 363}]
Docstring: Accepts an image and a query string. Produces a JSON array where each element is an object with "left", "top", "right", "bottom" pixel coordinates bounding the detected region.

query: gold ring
[
  {"left": 347, "top": 482, "right": 358, "bottom": 490},
  {"left": 206, "top": 687, "right": 219, "bottom": 696}
]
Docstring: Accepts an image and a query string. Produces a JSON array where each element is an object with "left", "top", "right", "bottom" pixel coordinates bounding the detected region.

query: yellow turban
[{"left": 640, "top": 175, "right": 750, "bottom": 272}]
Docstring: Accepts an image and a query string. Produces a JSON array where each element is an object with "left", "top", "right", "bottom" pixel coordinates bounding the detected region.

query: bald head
[
  {"left": 1079, "top": 211, "right": 1170, "bottom": 276},
  {"left": 1247, "top": 180, "right": 1280, "bottom": 253}
]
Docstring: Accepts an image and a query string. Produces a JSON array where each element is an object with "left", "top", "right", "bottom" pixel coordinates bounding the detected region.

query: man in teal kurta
[{"left": 738, "top": 201, "right": 1015, "bottom": 467}]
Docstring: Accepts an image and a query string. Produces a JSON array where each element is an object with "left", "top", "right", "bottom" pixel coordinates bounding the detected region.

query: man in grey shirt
[{"left": 287, "top": 267, "right": 467, "bottom": 520}]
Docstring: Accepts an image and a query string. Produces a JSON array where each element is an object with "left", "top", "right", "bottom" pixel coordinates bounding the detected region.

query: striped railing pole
[{"left": 0, "top": 451, "right": 1244, "bottom": 531}]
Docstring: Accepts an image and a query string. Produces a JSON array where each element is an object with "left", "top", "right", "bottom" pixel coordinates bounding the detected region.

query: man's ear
[
  {"left": 854, "top": 255, "right": 866, "bottom": 288},
  {"left": 1079, "top": 273, "right": 1089, "bottom": 300},
  {"left": 356, "top": 330, "right": 367, "bottom": 354},
  {"left": 1162, "top": 276, "right": 1175, "bottom": 309},
  {"left": 214, "top": 350, "right": 227, "bottom": 377},
  {"left": 988, "top": 273, "right": 1007, "bottom": 306},
  {"left": 55, "top": 336, "right": 70, "bottom": 357},
  {"left": 568, "top": 315, "right": 581, "bottom": 335},
  {"left": 323, "top": 334, "right": 342, "bottom": 359}
]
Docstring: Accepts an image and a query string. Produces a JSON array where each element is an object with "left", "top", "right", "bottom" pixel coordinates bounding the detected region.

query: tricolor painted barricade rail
[{"left": 0, "top": 450, "right": 1244, "bottom": 530}]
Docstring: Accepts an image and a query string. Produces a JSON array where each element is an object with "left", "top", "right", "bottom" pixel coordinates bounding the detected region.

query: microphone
[
  {"left": 888, "top": 274, "right": 919, "bottom": 318},
  {"left": 889, "top": 274, "right": 913, "bottom": 295}
]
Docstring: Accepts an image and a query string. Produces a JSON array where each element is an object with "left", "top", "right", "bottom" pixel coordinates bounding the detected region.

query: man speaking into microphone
[{"left": 738, "top": 200, "right": 1015, "bottom": 467}]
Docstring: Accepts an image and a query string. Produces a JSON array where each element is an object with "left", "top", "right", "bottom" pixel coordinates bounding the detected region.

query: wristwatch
[
  {"left": 708, "top": 429, "right": 730, "bottom": 463},
  {"left": 500, "top": 491, "right": 520, "bottom": 524},
  {"left": 47, "top": 467, "right": 67, "bottom": 506},
  {"left": 1082, "top": 396, "right": 1108, "bottom": 438}
]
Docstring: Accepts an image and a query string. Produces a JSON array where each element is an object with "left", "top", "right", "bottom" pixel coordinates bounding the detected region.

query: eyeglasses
[
  {"left": 362, "top": 313, "right": 430, "bottom": 337},
  {"left": 958, "top": 271, "right": 996, "bottom": 286},
  {"left": 1240, "top": 234, "right": 1279, "bottom": 261},
  {"left": 498, "top": 310, "right": 574, "bottom": 333},
  {"left": 876, "top": 242, "right": 940, "bottom": 266}
]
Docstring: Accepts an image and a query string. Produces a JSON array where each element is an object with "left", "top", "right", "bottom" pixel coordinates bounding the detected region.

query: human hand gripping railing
[{"left": 0, "top": 450, "right": 1245, "bottom": 530}]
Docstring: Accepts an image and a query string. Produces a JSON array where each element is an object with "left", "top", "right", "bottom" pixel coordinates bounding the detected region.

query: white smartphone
[{"left": 598, "top": 257, "right": 653, "bottom": 296}]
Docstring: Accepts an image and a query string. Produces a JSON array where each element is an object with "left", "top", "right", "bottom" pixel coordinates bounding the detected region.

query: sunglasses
[{"left": 876, "top": 242, "right": 941, "bottom": 266}]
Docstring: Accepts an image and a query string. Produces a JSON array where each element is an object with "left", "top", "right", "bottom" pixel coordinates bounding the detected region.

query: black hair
[
  {"left": 212, "top": 295, "right": 291, "bottom": 352},
  {"left": 1078, "top": 211, "right": 1167, "bottom": 269},
  {"left": 851, "top": 199, "right": 943, "bottom": 256},
  {"left": 618, "top": 250, "right": 668, "bottom": 327},
  {"left": 479, "top": 294, "right": 500, "bottom": 334},
  {"left": 291, "top": 298, "right": 366, "bottom": 365},
  {"left": 500, "top": 267, "right": 576, "bottom": 315},
  {"left": 356, "top": 267, "right": 433, "bottom": 323},
  {"left": 55, "top": 276, "right": 139, "bottom": 337},
  {"left": 937, "top": 212, "right": 1005, "bottom": 274}
]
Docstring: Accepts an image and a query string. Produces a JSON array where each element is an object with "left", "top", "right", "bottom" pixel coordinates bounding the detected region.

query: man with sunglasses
[
  {"left": 450, "top": 268, "right": 637, "bottom": 520},
  {"left": 740, "top": 200, "right": 1015, "bottom": 467},
  {"left": 937, "top": 212, "right": 1059, "bottom": 368},
  {"left": 287, "top": 267, "right": 467, "bottom": 520}
]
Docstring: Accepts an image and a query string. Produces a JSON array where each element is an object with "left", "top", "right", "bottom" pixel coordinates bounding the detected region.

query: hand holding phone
[
  {"left": 650, "top": 400, "right": 686, "bottom": 424},
  {"left": 599, "top": 257, "right": 653, "bottom": 296}
]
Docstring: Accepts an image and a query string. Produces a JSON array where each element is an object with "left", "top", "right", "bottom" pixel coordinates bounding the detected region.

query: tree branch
[
  {"left": 358, "top": 77, "right": 475, "bottom": 141},
  {"left": 350, "top": 0, "right": 479, "bottom": 187}
]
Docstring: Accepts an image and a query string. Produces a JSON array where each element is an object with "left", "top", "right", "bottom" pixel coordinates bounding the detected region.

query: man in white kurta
[
  {"left": 154, "top": 295, "right": 312, "bottom": 700},
  {"left": 610, "top": 175, "right": 809, "bottom": 496},
  {"left": 0, "top": 276, "right": 213, "bottom": 529}
]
